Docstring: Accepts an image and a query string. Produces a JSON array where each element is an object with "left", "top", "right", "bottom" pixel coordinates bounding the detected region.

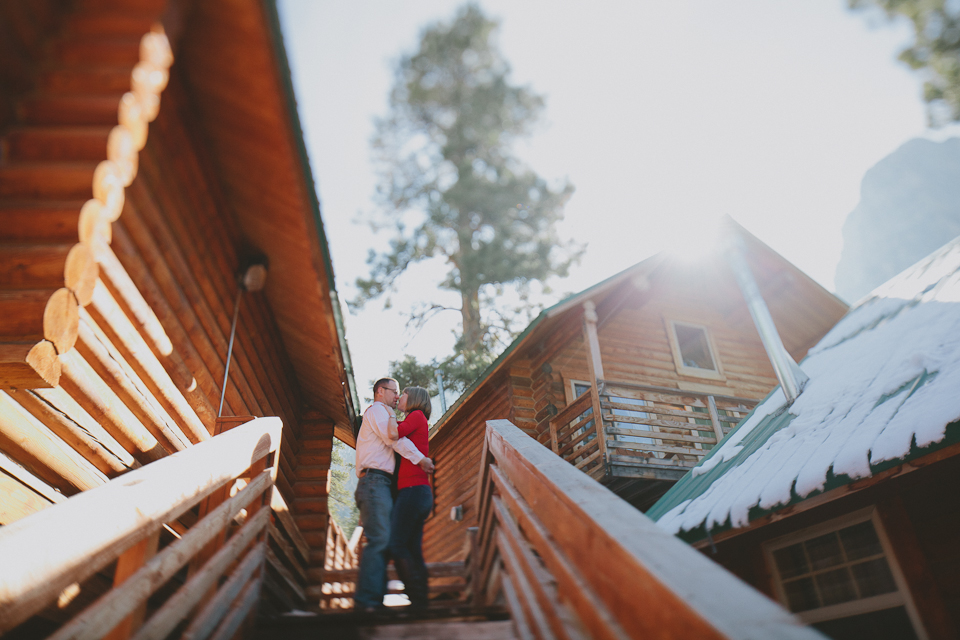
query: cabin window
[
  {"left": 570, "top": 380, "right": 591, "bottom": 400},
  {"left": 665, "top": 320, "right": 723, "bottom": 380},
  {"left": 764, "top": 510, "right": 925, "bottom": 640}
]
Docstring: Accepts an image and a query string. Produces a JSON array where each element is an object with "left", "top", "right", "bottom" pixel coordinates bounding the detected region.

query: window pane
[
  {"left": 805, "top": 532, "right": 845, "bottom": 570},
  {"left": 773, "top": 543, "right": 809, "bottom": 579},
  {"left": 815, "top": 567, "right": 857, "bottom": 606},
  {"left": 813, "top": 606, "right": 917, "bottom": 640},
  {"left": 674, "top": 324, "right": 716, "bottom": 370},
  {"left": 851, "top": 558, "right": 897, "bottom": 597},
  {"left": 783, "top": 577, "right": 820, "bottom": 612},
  {"left": 838, "top": 521, "right": 883, "bottom": 561}
]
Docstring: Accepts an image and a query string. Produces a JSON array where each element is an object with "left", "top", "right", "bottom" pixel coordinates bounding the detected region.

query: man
[{"left": 354, "top": 377, "right": 435, "bottom": 612}]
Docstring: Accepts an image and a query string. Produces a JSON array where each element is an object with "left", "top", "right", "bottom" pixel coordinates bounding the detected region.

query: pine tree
[
  {"left": 353, "top": 3, "right": 582, "bottom": 386},
  {"left": 850, "top": 0, "right": 960, "bottom": 124}
]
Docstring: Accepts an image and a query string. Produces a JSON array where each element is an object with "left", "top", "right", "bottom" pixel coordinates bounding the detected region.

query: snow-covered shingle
[{"left": 652, "top": 238, "right": 960, "bottom": 538}]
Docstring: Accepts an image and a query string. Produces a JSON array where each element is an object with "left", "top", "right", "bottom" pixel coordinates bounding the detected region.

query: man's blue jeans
[{"left": 354, "top": 472, "right": 393, "bottom": 608}]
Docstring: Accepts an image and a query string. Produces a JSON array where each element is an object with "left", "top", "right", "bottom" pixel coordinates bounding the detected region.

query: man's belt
[{"left": 362, "top": 468, "right": 392, "bottom": 479}]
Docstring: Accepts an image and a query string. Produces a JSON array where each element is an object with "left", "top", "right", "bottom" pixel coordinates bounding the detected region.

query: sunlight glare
[{"left": 662, "top": 214, "right": 725, "bottom": 265}]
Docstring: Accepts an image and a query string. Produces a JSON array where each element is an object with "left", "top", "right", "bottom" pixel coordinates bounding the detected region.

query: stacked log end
[{"left": 0, "top": 25, "right": 173, "bottom": 390}]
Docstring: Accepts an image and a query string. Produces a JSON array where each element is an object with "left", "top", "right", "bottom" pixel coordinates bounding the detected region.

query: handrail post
[
  {"left": 706, "top": 395, "right": 725, "bottom": 443},
  {"left": 548, "top": 413, "right": 560, "bottom": 453},
  {"left": 582, "top": 301, "right": 608, "bottom": 466}
]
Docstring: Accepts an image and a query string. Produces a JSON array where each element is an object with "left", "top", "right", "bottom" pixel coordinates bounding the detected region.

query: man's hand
[{"left": 418, "top": 457, "right": 435, "bottom": 473}]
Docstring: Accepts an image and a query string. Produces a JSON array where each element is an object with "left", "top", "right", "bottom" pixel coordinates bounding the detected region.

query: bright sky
[{"left": 276, "top": 0, "right": 960, "bottom": 395}]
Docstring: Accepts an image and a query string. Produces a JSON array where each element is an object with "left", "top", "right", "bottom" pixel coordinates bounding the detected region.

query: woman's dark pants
[{"left": 388, "top": 484, "right": 433, "bottom": 609}]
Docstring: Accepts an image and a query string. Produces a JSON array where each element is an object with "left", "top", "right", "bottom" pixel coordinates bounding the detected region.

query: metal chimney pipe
[{"left": 726, "top": 237, "right": 808, "bottom": 404}]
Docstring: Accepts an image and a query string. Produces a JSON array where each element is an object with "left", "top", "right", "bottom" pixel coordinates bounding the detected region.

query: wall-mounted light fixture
[{"left": 219, "top": 260, "right": 267, "bottom": 417}]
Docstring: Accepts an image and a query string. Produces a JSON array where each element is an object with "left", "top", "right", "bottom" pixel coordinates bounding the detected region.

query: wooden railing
[
  {"left": 0, "top": 417, "right": 282, "bottom": 639},
  {"left": 550, "top": 380, "right": 757, "bottom": 479},
  {"left": 471, "top": 419, "right": 822, "bottom": 639},
  {"left": 315, "top": 517, "right": 360, "bottom": 609}
]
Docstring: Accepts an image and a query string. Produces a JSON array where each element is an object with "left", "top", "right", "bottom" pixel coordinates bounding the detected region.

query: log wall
[
  {"left": 425, "top": 284, "right": 784, "bottom": 563},
  {"left": 423, "top": 374, "right": 513, "bottom": 564},
  {"left": 0, "top": 2, "right": 324, "bottom": 601},
  {"left": 705, "top": 453, "right": 960, "bottom": 640}
]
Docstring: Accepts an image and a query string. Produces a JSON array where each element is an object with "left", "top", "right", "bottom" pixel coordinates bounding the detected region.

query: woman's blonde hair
[{"left": 403, "top": 386, "right": 432, "bottom": 420}]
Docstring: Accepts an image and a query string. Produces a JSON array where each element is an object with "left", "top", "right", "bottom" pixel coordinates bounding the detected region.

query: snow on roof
[{"left": 651, "top": 237, "right": 960, "bottom": 539}]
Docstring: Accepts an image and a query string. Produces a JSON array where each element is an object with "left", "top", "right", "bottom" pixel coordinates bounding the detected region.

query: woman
[{"left": 389, "top": 386, "right": 433, "bottom": 610}]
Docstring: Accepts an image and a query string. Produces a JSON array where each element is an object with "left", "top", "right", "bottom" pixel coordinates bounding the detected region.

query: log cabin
[
  {"left": 648, "top": 237, "right": 960, "bottom": 640},
  {"left": 0, "top": 1, "right": 841, "bottom": 638},
  {"left": 0, "top": 0, "right": 362, "bottom": 632},
  {"left": 423, "top": 221, "right": 848, "bottom": 567}
]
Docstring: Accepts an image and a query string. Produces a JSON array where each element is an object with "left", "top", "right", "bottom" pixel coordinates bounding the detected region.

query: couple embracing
[{"left": 354, "top": 378, "right": 435, "bottom": 613}]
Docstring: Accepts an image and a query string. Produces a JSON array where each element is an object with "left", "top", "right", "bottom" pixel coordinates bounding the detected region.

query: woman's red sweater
[{"left": 397, "top": 410, "right": 430, "bottom": 489}]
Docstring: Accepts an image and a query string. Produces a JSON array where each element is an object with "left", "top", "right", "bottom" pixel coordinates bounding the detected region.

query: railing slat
[
  {"left": 208, "top": 576, "right": 262, "bottom": 640},
  {"left": 474, "top": 420, "right": 822, "bottom": 640},
  {"left": 500, "top": 574, "right": 535, "bottom": 640},
  {"left": 492, "top": 494, "right": 585, "bottom": 640},
  {"left": 49, "top": 472, "right": 272, "bottom": 640},
  {"left": 605, "top": 426, "right": 716, "bottom": 445},
  {"left": 489, "top": 464, "right": 628, "bottom": 640},
  {"left": 131, "top": 511, "right": 269, "bottom": 640},
  {"left": 103, "top": 530, "right": 160, "bottom": 640},
  {"left": 181, "top": 542, "right": 266, "bottom": 640},
  {"left": 606, "top": 440, "right": 708, "bottom": 458},
  {"left": 0, "top": 417, "right": 281, "bottom": 635}
]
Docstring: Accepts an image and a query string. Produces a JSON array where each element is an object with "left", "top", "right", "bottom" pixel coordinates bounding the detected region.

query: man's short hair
[{"left": 373, "top": 377, "right": 397, "bottom": 396}]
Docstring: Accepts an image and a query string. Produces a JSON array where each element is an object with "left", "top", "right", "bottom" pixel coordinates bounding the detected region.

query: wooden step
[
  {"left": 356, "top": 619, "right": 515, "bottom": 640},
  {"left": 53, "top": 37, "right": 141, "bottom": 66},
  {"left": 0, "top": 201, "right": 84, "bottom": 243},
  {"left": 18, "top": 94, "right": 120, "bottom": 126},
  {"left": 4, "top": 126, "right": 111, "bottom": 162},
  {"left": 308, "top": 562, "right": 466, "bottom": 584},
  {"left": 39, "top": 66, "right": 132, "bottom": 94},
  {"left": 0, "top": 163, "right": 96, "bottom": 199},
  {"left": 64, "top": 13, "right": 157, "bottom": 38}
]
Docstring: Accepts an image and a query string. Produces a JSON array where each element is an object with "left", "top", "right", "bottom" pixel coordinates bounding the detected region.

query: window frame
[
  {"left": 762, "top": 508, "right": 927, "bottom": 639},
  {"left": 664, "top": 319, "right": 725, "bottom": 381},
  {"left": 565, "top": 378, "right": 592, "bottom": 404}
]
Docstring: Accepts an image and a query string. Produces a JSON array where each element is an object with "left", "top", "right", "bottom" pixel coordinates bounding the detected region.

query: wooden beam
[
  {"left": 76, "top": 313, "right": 193, "bottom": 452},
  {"left": 0, "top": 472, "right": 52, "bottom": 526},
  {"left": 87, "top": 279, "right": 211, "bottom": 443},
  {"left": 10, "top": 386, "right": 132, "bottom": 476},
  {"left": 59, "top": 349, "right": 168, "bottom": 464},
  {"left": 0, "top": 449, "right": 65, "bottom": 505},
  {"left": 0, "top": 390, "right": 106, "bottom": 494}
]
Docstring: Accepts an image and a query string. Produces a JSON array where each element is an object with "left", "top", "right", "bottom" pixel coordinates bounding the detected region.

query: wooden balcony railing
[
  {"left": 0, "top": 417, "right": 282, "bottom": 640},
  {"left": 470, "top": 419, "right": 822, "bottom": 639},
  {"left": 550, "top": 380, "right": 757, "bottom": 479}
]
